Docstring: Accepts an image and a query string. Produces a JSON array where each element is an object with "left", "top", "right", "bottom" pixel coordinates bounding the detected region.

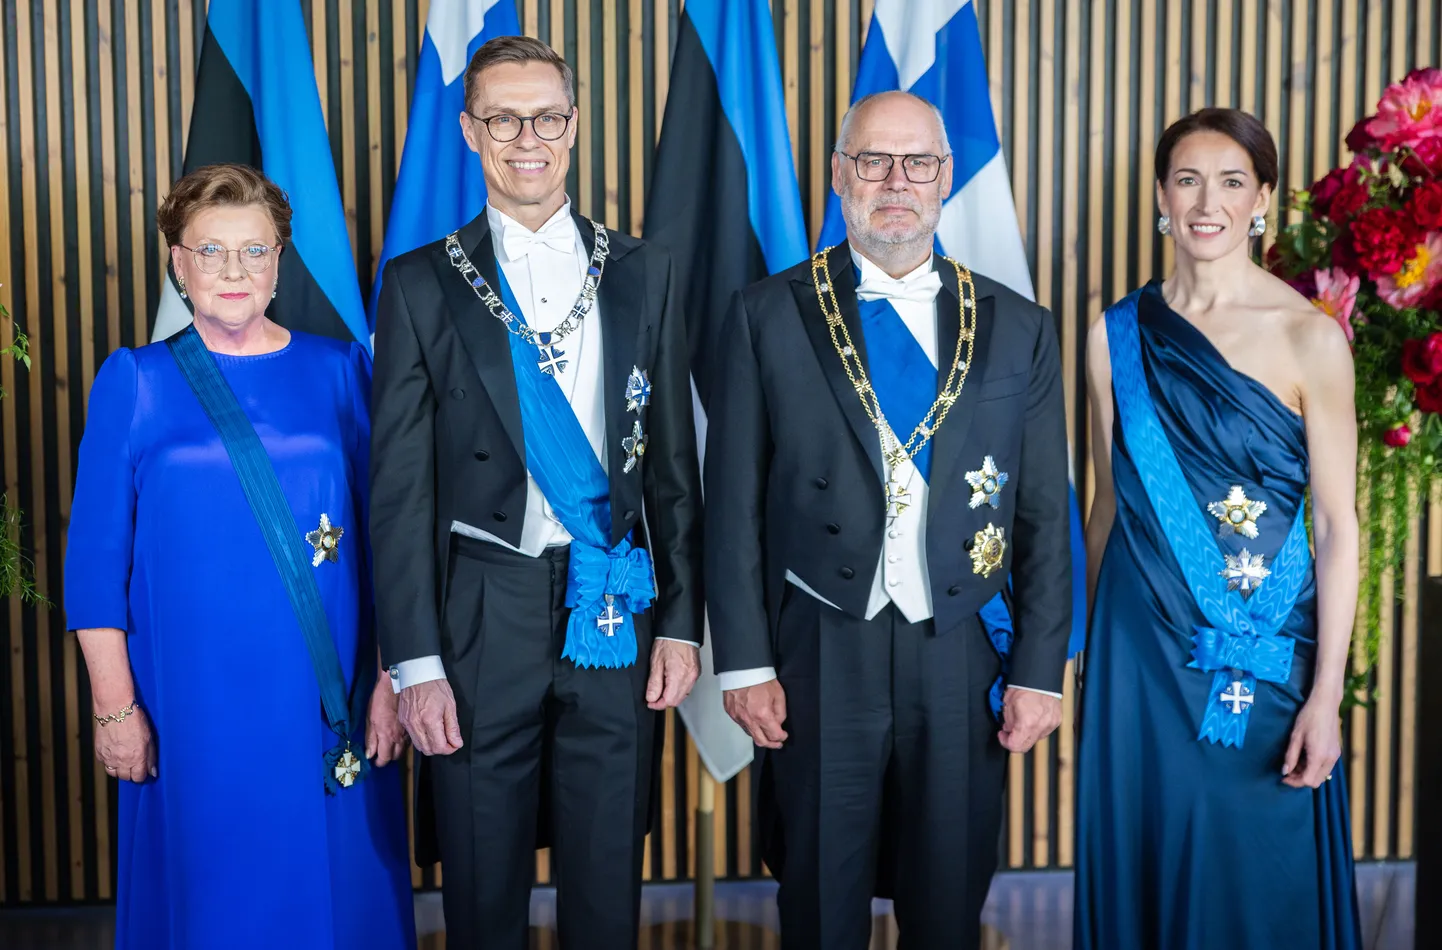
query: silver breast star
[
  {"left": 965, "top": 455, "right": 1009, "bottom": 509},
  {"left": 1220, "top": 548, "right": 1271, "bottom": 598}
]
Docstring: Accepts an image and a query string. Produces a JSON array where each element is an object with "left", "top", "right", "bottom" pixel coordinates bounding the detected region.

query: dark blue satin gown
[
  {"left": 1075, "top": 284, "right": 1361, "bottom": 949},
  {"left": 63, "top": 332, "right": 415, "bottom": 949}
]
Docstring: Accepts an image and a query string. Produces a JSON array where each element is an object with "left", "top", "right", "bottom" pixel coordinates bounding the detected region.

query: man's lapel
[
  {"left": 436, "top": 212, "right": 526, "bottom": 464},
  {"left": 580, "top": 212, "right": 647, "bottom": 543},
  {"left": 927, "top": 258, "right": 995, "bottom": 521},
  {"left": 791, "top": 242, "right": 886, "bottom": 485}
]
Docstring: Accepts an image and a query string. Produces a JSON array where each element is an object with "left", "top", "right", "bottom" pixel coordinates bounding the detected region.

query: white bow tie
[
  {"left": 854, "top": 269, "right": 942, "bottom": 304},
  {"left": 502, "top": 221, "right": 575, "bottom": 260}
]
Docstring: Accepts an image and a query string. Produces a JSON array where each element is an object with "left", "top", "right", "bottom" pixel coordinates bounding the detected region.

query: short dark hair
[
  {"left": 156, "top": 163, "right": 293, "bottom": 247},
  {"left": 463, "top": 35, "right": 575, "bottom": 113},
  {"left": 1155, "top": 108, "right": 1279, "bottom": 189}
]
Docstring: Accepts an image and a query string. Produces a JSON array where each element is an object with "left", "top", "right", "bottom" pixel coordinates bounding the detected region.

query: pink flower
[
  {"left": 1383, "top": 423, "right": 1412, "bottom": 447},
  {"left": 1309, "top": 267, "right": 1361, "bottom": 340},
  {"left": 1367, "top": 69, "right": 1442, "bottom": 150},
  {"left": 1376, "top": 231, "right": 1442, "bottom": 309}
]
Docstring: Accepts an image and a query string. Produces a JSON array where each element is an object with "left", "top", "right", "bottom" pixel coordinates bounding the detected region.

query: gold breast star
[
  {"left": 305, "top": 513, "right": 344, "bottom": 567},
  {"left": 622, "top": 421, "right": 648, "bottom": 474},
  {"left": 1207, "top": 486, "right": 1266, "bottom": 539},
  {"left": 970, "top": 524, "right": 1007, "bottom": 578}
]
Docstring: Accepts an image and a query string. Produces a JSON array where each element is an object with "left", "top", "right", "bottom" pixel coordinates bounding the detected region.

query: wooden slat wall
[{"left": 1, "top": 0, "right": 1438, "bottom": 905}]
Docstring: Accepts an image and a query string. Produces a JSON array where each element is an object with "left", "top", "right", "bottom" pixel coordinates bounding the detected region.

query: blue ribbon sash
[
  {"left": 858, "top": 293, "right": 1012, "bottom": 718},
  {"left": 1105, "top": 293, "right": 1311, "bottom": 747},
  {"left": 167, "top": 326, "right": 371, "bottom": 792},
  {"left": 492, "top": 263, "right": 655, "bottom": 669}
]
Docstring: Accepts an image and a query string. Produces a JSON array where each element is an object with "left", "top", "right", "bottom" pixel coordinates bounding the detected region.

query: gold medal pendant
[
  {"left": 970, "top": 524, "right": 1006, "bottom": 577},
  {"left": 886, "top": 479, "right": 912, "bottom": 518},
  {"left": 305, "top": 513, "right": 344, "bottom": 567},
  {"left": 333, "top": 745, "right": 362, "bottom": 788}
]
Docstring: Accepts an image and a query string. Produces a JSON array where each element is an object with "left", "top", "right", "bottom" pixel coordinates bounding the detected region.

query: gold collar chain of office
[{"left": 810, "top": 247, "right": 978, "bottom": 476}]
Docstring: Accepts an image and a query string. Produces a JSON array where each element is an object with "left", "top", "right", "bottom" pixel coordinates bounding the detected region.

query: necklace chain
[
  {"left": 810, "top": 247, "right": 978, "bottom": 478},
  {"left": 444, "top": 219, "right": 609, "bottom": 346}
]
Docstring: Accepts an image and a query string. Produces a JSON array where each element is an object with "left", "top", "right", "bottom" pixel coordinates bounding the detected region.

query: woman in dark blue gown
[
  {"left": 63, "top": 164, "right": 415, "bottom": 949},
  {"left": 1076, "top": 109, "right": 1362, "bottom": 948}
]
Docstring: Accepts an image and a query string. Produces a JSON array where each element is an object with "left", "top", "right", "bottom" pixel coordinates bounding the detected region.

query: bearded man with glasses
[
  {"left": 370, "top": 34, "right": 703, "bottom": 949},
  {"left": 705, "top": 90, "right": 1072, "bottom": 950}
]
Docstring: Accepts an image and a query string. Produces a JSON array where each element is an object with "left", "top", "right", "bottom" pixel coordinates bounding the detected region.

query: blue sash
[
  {"left": 493, "top": 267, "right": 655, "bottom": 669},
  {"left": 1105, "top": 292, "right": 1312, "bottom": 747},
  {"left": 858, "top": 294, "right": 1011, "bottom": 718},
  {"left": 166, "top": 326, "right": 371, "bottom": 792}
]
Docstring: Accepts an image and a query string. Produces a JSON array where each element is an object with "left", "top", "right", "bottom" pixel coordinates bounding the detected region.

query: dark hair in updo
[
  {"left": 156, "top": 163, "right": 293, "bottom": 247},
  {"left": 1155, "top": 108, "right": 1279, "bottom": 189}
]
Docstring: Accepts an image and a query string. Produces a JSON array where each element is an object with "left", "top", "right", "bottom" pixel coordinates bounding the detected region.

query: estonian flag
[
  {"left": 644, "top": 0, "right": 807, "bottom": 783},
  {"left": 821, "top": 0, "right": 1088, "bottom": 658},
  {"left": 151, "top": 0, "right": 367, "bottom": 346},
  {"left": 368, "top": 0, "right": 521, "bottom": 330}
]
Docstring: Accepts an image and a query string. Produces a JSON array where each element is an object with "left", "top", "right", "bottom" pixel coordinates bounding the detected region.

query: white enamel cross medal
[
  {"left": 536, "top": 332, "right": 569, "bottom": 376},
  {"left": 597, "top": 594, "right": 624, "bottom": 637},
  {"left": 886, "top": 480, "right": 911, "bottom": 519}
]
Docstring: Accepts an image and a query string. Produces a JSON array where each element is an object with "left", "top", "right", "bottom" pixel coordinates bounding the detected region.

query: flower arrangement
[{"left": 1268, "top": 67, "right": 1442, "bottom": 702}]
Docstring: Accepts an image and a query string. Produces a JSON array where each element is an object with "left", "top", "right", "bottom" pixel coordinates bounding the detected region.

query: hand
[
  {"left": 94, "top": 703, "right": 156, "bottom": 783},
  {"left": 722, "top": 679, "right": 788, "bottom": 750},
  {"left": 365, "top": 673, "right": 409, "bottom": 767},
  {"left": 1282, "top": 694, "right": 1343, "bottom": 788},
  {"left": 397, "top": 678, "right": 464, "bottom": 757},
  {"left": 997, "top": 688, "right": 1062, "bottom": 754},
  {"left": 645, "top": 640, "right": 701, "bottom": 710}
]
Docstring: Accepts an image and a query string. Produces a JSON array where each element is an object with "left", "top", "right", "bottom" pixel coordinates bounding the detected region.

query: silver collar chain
[{"left": 444, "top": 218, "right": 610, "bottom": 349}]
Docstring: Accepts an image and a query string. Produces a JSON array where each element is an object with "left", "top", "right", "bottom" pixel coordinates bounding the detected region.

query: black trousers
[
  {"left": 761, "top": 588, "right": 1009, "bottom": 950},
  {"left": 428, "top": 536, "right": 658, "bottom": 949}
]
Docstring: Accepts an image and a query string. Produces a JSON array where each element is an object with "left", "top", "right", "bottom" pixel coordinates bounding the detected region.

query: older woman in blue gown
[
  {"left": 1076, "top": 109, "right": 1362, "bottom": 948},
  {"left": 64, "top": 163, "right": 415, "bottom": 949}
]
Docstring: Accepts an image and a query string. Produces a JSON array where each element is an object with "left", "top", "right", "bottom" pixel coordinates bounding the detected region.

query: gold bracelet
[{"left": 94, "top": 701, "right": 138, "bottom": 727}]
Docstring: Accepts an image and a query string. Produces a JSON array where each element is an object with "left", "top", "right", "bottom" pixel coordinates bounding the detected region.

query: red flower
[
  {"left": 1310, "top": 168, "right": 1348, "bottom": 216},
  {"left": 1331, "top": 229, "right": 1362, "bottom": 273},
  {"left": 1402, "top": 332, "right": 1442, "bottom": 385},
  {"left": 1411, "top": 181, "right": 1442, "bottom": 229},
  {"left": 1352, "top": 207, "right": 1419, "bottom": 276},
  {"left": 1346, "top": 117, "right": 1380, "bottom": 154},
  {"left": 1383, "top": 423, "right": 1412, "bottom": 447},
  {"left": 1401, "top": 137, "right": 1442, "bottom": 177},
  {"left": 1327, "top": 174, "right": 1371, "bottom": 224},
  {"left": 1417, "top": 381, "right": 1442, "bottom": 415}
]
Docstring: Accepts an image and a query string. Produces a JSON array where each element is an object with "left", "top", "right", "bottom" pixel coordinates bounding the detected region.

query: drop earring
[
  {"left": 1157, "top": 214, "right": 1172, "bottom": 235},
  {"left": 1249, "top": 215, "right": 1267, "bottom": 237},
  {"left": 271, "top": 286, "right": 278, "bottom": 299},
  {"left": 177, "top": 279, "right": 187, "bottom": 299}
]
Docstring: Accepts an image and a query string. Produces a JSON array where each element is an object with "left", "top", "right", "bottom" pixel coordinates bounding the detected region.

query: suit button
[
  {"left": 624, "top": 509, "right": 636, "bottom": 520},
  {"left": 474, "top": 450, "right": 490, "bottom": 461},
  {"left": 826, "top": 523, "right": 840, "bottom": 535},
  {"left": 814, "top": 477, "right": 828, "bottom": 490},
  {"left": 948, "top": 585, "right": 963, "bottom": 596},
  {"left": 839, "top": 566, "right": 855, "bottom": 580},
  {"left": 964, "top": 538, "right": 975, "bottom": 551},
  {"left": 450, "top": 387, "right": 465, "bottom": 399},
  {"left": 492, "top": 511, "right": 508, "bottom": 522}
]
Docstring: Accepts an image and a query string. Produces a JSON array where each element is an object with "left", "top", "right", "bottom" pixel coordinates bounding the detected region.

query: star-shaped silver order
[
  {"left": 965, "top": 455, "right": 1009, "bottom": 509},
  {"left": 1208, "top": 485, "right": 1267, "bottom": 539},
  {"left": 1220, "top": 548, "right": 1271, "bottom": 599},
  {"left": 625, "top": 365, "right": 652, "bottom": 412},
  {"left": 622, "top": 421, "right": 648, "bottom": 474}
]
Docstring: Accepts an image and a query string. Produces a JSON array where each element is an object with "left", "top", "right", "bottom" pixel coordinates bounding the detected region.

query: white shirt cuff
[
  {"left": 389, "top": 655, "right": 447, "bottom": 693},
  {"left": 718, "top": 667, "right": 778, "bottom": 691},
  {"left": 655, "top": 637, "right": 700, "bottom": 647},
  {"left": 1008, "top": 684, "right": 1063, "bottom": 699}
]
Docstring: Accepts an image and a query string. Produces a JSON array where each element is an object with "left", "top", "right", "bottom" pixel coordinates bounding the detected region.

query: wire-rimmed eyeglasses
[
  {"left": 177, "top": 242, "right": 280, "bottom": 275},
  {"left": 836, "top": 149, "right": 951, "bottom": 183},
  {"left": 467, "top": 110, "right": 574, "bottom": 143}
]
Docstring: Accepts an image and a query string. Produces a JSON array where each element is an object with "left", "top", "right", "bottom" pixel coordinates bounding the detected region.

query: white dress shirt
[
  {"left": 717, "top": 249, "right": 1060, "bottom": 700},
  {"left": 392, "top": 202, "right": 694, "bottom": 692}
]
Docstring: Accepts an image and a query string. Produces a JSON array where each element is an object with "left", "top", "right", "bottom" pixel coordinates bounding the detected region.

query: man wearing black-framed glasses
[
  {"left": 706, "top": 89, "right": 1071, "bottom": 950},
  {"left": 370, "top": 34, "right": 703, "bottom": 950}
]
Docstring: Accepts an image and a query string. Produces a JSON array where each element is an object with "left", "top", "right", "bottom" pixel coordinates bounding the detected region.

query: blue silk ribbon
[
  {"left": 492, "top": 262, "right": 655, "bottom": 669},
  {"left": 1105, "top": 293, "right": 1312, "bottom": 747}
]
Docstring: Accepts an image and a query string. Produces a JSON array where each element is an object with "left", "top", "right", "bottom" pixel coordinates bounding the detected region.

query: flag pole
[{"left": 696, "top": 770, "right": 716, "bottom": 948}]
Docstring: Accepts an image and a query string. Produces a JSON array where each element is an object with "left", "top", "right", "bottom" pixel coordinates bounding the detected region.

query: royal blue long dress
[
  {"left": 1075, "top": 283, "right": 1361, "bottom": 949},
  {"left": 63, "top": 331, "right": 415, "bottom": 950}
]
